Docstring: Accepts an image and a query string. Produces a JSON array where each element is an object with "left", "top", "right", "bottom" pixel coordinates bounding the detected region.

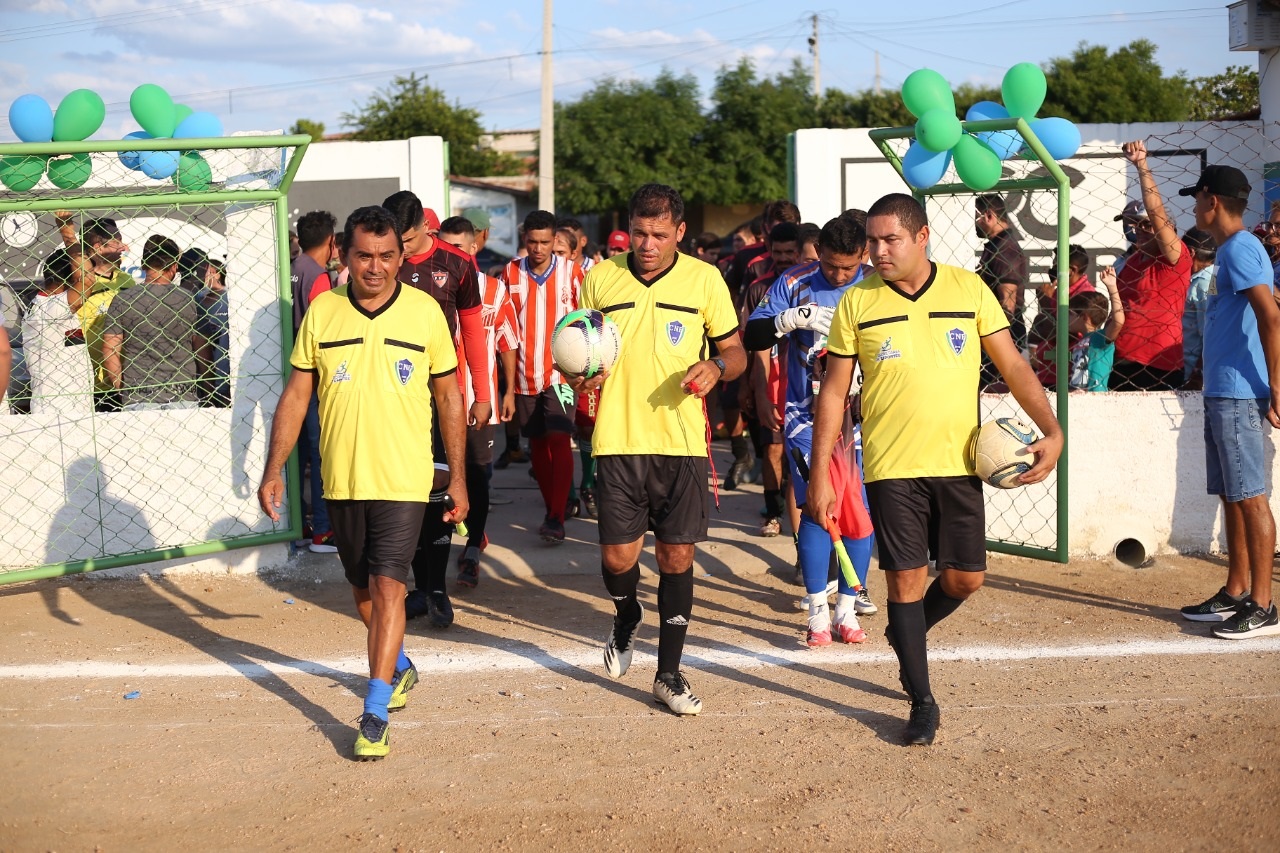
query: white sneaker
[
  {"left": 853, "top": 588, "right": 878, "bottom": 615},
  {"left": 653, "top": 671, "right": 702, "bottom": 715},
  {"left": 797, "top": 580, "right": 839, "bottom": 610},
  {"left": 603, "top": 603, "right": 644, "bottom": 679}
]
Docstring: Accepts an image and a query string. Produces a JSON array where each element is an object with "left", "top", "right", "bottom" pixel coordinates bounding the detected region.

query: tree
[
  {"left": 1040, "top": 40, "right": 1190, "bottom": 123},
  {"left": 1188, "top": 65, "right": 1259, "bottom": 120},
  {"left": 342, "top": 74, "right": 522, "bottom": 176},
  {"left": 554, "top": 71, "right": 708, "bottom": 214},
  {"left": 818, "top": 83, "right": 1000, "bottom": 129},
  {"left": 289, "top": 118, "right": 325, "bottom": 140}
]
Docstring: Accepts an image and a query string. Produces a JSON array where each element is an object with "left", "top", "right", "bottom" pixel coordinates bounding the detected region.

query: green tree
[
  {"left": 554, "top": 71, "right": 708, "bottom": 214},
  {"left": 342, "top": 74, "right": 522, "bottom": 176},
  {"left": 818, "top": 82, "right": 1000, "bottom": 128},
  {"left": 1040, "top": 40, "right": 1190, "bottom": 123},
  {"left": 1188, "top": 65, "right": 1259, "bottom": 120},
  {"left": 289, "top": 118, "right": 325, "bottom": 140}
]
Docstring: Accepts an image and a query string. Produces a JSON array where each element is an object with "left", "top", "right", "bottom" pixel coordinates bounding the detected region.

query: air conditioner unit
[{"left": 1229, "top": 0, "right": 1280, "bottom": 51}]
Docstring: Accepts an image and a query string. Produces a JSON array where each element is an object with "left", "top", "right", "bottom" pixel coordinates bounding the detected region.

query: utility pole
[
  {"left": 808, "top": 14, "right": 821, "bottom": 104},
  {"left": 539, "top": 0, "right": 555, "bottom": 213}
]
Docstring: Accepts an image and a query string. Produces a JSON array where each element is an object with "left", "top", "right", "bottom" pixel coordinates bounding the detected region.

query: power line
[{"left": 0, "top": 0, "right": 275, "bottom": 44}]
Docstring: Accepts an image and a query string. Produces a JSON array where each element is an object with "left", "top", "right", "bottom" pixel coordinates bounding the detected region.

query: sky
[{"left": 0, "top": 1, "right": 1249, "bottom": 143}]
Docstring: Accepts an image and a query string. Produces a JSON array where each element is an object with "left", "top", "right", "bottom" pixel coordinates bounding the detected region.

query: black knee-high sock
[
  {"left": 922, "top": 577, "right": 965, "bottom": 631},
  {"left": 412, "top": 503, "right": 452, "bottom": 592},
  {"left": 602, "top": 562, "right": 641, "bottom": 623},
  {"left": 657, "top": 568, "right": 694, "bottom": 675},
  {"left": 887, "top": 600, "right": 932, "bottom": 704},
  {"left": 464, "top": 461, "right": 489, "bottom": 549}
]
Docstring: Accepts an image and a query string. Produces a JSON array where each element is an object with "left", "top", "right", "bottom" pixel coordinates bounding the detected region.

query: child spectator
[
  {"left": 1067, "top": 267, "right": 1126, "bottom": 392},
  {"left": 1181, "top": 228, "right": 1217, "bottom": 389},
  {"left": 1032, "top": 244, "right": 1093, "bottom": 345}
]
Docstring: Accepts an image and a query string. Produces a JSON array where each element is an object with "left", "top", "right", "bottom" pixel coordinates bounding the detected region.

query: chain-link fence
[{"left": 0, "top": 135, "right": 310, "bottom": 582}]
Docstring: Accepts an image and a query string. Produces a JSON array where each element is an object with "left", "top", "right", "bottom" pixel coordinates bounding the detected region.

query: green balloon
[
  {"left": 174, "top": 151, "right": 213, "bottom": 193},
  {"left": 915, "top": 108, "right": 962, "bottom": 153},
  {"left": 953, "top": 134, "right": 1002, "bottom": 191},
  {"left": 174, "top": 103, "right": 194, "bottom": 126},
  {"left": 901, "top": 68, "right": 954, "bottom": 119},
  {"left": 0, "top": 155, "right": 47, "bottom": 192},
  {"left": 52, "top": 89, "right": 106, "bottom": 142},
  {"left": 130, "top": 83, "right": 178, "bottom": 138},
  {"left": 1002, "top": 62, "right": 1047, "bottom": 120},
  {"left": 47, "top": 153, "right": 92, "bottom": 190}
]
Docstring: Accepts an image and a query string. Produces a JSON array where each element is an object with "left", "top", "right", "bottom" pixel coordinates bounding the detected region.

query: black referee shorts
[
  {"left": 864, "top": 476, "right": 986, "bottom": 572},
  {"left": 328, "top": 500, "right": 427, "bottom": 588},
  {"left": 597, "top": 454, "right": 709, "bottom": 545}
]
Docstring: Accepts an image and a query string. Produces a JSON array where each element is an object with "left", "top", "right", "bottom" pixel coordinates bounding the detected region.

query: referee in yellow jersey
[
  {"left": 807, "top": 194, "right": 1062, "bottom": 746},
  {"left": 572, "top": 184, "right": 746, "bottom": 715},
  {"left": 260, "top": 206, "right": 469, "bottom": 760}
]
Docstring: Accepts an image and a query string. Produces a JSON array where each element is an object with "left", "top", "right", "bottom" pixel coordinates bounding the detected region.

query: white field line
[{"left": 3, "top": 635, "right": 1279, "bottom": 681}]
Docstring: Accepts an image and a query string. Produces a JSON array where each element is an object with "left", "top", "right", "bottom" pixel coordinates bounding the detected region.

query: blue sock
[
  {"left": 364, "top": 678, "right": 393, "bottom": 720},
  {"left": 395, "top": 646, "right": 411, "bottom": 673},
  {"left": 797, "top": 515, "right": 833, "bottom": 595},
  {"left": 838, "top": 534, "right": 874, "bottom": 593}
]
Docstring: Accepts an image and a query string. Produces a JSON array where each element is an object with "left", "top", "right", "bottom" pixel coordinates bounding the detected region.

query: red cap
[
  {"left": 422, "top": 208, "right": 441, "bottom": 233},
  {"left": 607, "top": 230, "right": 629, "bottom": 250}
]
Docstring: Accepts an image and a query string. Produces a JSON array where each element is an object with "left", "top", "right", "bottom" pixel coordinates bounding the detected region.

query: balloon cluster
[
  {"left": 899, "top": 63, "right": 1082, "bottom": 192},
  {"left": 121, "top": 84, "right": 223, "bottom": 192},
  {"left": 1, "top": 84, "right": 224, "bottom": 194},
  {"left": 3, "top": 90, "right": 106, "bottom": 191}
]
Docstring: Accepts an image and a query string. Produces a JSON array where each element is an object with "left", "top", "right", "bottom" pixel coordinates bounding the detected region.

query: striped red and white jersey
[
  {"left": 460, "top": 272, "right": 519, "bottom": 423},
  {"left": 501, "top": 255, "right": 581, "bottom": 394}
]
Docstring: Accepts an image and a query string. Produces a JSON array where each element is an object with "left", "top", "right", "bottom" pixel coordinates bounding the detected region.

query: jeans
[{"left": 303, "top": 392, "right": 330, "bottom": 534}]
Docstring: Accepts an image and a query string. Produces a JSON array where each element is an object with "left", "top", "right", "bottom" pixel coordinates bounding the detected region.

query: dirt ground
[{"left": 1, "top": 460, "right": 1278, "bottom": 852}]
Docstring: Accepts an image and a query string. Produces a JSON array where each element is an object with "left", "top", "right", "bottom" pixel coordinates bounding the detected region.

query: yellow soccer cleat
[{"left": 353, "top": 713, "right": 390, "bottom": 760}]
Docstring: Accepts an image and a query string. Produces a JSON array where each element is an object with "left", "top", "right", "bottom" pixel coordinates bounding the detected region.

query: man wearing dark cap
[
  {"left": 606, "top": 230, "right": 629, "bottom": 258},
  {"left": 1177, "top": 164, "right": 1280, "bottom": 638},
  {"left": 1109, "top": 140, "right": 1192, "bottom": 390}
]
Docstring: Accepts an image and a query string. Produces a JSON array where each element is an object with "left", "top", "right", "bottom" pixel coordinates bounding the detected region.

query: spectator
[
  {"left": 0, "top": 277, "right": 24, "bottom": 412},
  {"left": 1262, "top": 202, "right": 1280, "bottom": 293},
  {"left": 557, "top": 217, "right": 592, "bottom": 272},
  {"left": 1111, "top": 200, "right": 1144, "bottom": 277},
  {"left": 1181, "top": 228, "right": 1217, "bottom": 389},
  {"left": 290, "top": 211, "right": 339, "bottom": 553},
  {"left": 1032, "top": 243, "right": 1094, "bottom": 344},
  {"left": 797, "top": 222, "right": 822, "bottom": 263},
  {"left": 975, "top": 193, "right": 1028, "bottom": 384},
  {"left": 288, "top": 230, "right": 301, "bottom": 261},
  {"left": 693, "top": 231, "right": 721, "bottom": 266},
  {"left": 1109, "top": 140, "right": 1192, "bottom": 390},
  {"left": 195, "top": 256, "right": 230, "bottom": 407},
  {"left": 605, "top": 230, "right": 629, "bottom": 258},
  {"left": 1066, "top": 269, "right": 1125, "bottom": 392},
  {"left": 24, "top": 245, "right": 94, "bottom": 415},
  {"left": 80, "top": 218, "right": 135, "bottom": 292},
  {"left": 101, "top": 235, "right": 208, "bottom": 410}
]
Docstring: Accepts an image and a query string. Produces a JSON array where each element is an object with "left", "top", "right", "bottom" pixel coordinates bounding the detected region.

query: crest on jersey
[
  {"left": 332, "top": 359, "right": 352, "bottom": 383},
  {"left": 948, "top": 328, "right": 967, "bottom": 355},
  {"left": 667, "top": 320, "right": 685, "bottom": 346},
  {"left": 432, "top": 271, "right": 448, "bottom": 288},
  {"left": 396, "top": 358, "right": 414, "bottom": 386},
  {"left": 875, "top": 337, "right": 902, "bottom": 362}
]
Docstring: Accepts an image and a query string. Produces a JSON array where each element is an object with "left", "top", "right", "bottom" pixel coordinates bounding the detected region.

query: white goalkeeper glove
[{"left": 774, "top": 304, "right": 834, "bottom": 337}]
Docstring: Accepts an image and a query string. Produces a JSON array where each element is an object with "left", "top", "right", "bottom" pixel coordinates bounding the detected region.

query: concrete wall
[{"left": 290, "top": 136, "right": 447, "bottom": 228}]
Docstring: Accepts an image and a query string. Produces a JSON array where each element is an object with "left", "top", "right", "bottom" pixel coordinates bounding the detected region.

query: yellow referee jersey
[
  {"left": 582, "top": 253, "right": 738, "bottom": 457},
  {"left": 291, "top": 283, "right": 458, "bottom": 501},
  {"left": 827, "top": 262, "right": 1008, "bottom": 482}
]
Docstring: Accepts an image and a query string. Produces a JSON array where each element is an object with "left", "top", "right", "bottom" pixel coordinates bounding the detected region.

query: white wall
[{"left": 292, "top": 136, "right": 447, "bottom": 215}]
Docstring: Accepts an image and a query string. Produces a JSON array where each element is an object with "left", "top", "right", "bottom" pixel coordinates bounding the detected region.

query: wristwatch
[{"left": 711, "top": 357, "right": 726, "bottom": 376}]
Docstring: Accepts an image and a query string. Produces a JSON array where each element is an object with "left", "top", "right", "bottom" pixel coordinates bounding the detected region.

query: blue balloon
[
  {"left": 119, "top": 131, "right": 153, "bottom": 171},
  {"left": 139, "top": 150, "right": 179, "bottom": 180},
  {"left": 173, "top": 111, "right": 223, "bottom": 139},
  {"left": 965, "top": 100, "right": 1021, "bottom": 160},
  {"left": 1029, "top": 117, "right": 1081, "bottom": 161},
  {"left": 8, "top": 94, "right": 54, "bottom": 143},
  {"left": 901, "top": 141, "right": 952, "bottom": 190}
]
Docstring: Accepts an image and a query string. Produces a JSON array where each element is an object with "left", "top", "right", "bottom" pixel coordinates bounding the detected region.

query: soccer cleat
[
  {"left": 388, "top": 665, "right": 418, "bottom": 712},
  {"left": 723, "top": 456, "right": 752, "bottom": 491},
  {"left": 1212, "top": 600, "right": 1280, "bottom": 639},
  {"left": 603, "top": 603, "right": 644, "bottom": 678},
  {"left": 457, "top": 556, "right": 479, "bottom": 589},
  {"left": 309, "top": 531, "right": 338, "bottom": 553},
  {"left": 832, "top": 612, "right": 867, "bottom": 644},
  {"left": 853, "top": 588, "right": 878, "bottom": 615},
  {"left": 539, "top": 515, "right": 566, "bottom": 544},
  {"left": 904, "top": 699, "right": 940, "bottom": 746},
  {"left": 1181, "top": 586, "right": 1247, "bottom": 622},
  {"left": 806, "top": 608, "right": 833, "bottom": 647},
  {"left": 580, "top": 487, "right": 599, "bottom": 519},
  {"left": 759, "top": 517, "right": 782, "bottom": 537},
  {"left": 426, "top": 590, "right": 454, "bottom": 628},
  {"left": 353, "top": 713, "right": 390, "bottom": 760},
  {"left": 404, "top": 589, "right": 430, "bottom": 621},
  {"left": 565, "top": 493, "right": 580, "bottom": 520},
  {"left": 653, "top": 671, "right": 703, "bottom": 715}
]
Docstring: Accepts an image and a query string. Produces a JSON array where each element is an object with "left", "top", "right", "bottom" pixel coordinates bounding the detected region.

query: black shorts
[
  {"left": 864, "top": 476, "right": 986, "bottom": 572},
  {"left": 720, "top": 377, "right": 742, "bottom": 410},
  {"left": 515, "top": 387, "right": 576, "bottom": 438},
  {"left": 597, "top": 455, "right": 709, "bottom": 545},
  {"left": 327, "top": 500, "right": 427, "bottom": 588},
  {"left": 466, "top": 423, "right": 495, "bottom": 467}
]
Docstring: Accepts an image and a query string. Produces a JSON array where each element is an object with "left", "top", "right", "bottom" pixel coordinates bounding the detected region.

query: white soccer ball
[
  {"left": 972, "top": 417, "right": 1037, "bottom": 489},
  {"left": 551, "top": 308, "right": 622, "bottom": 378}
]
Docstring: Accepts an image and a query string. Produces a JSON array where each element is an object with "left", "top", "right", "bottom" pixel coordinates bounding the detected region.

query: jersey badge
[
  {"left": 411, "top": 272, "right": 420, "bottom": 284},
  {"left": 948, "top": 328, "right": 967, "bottom": 355},
  {"left": 432, "top": 271, "right": 448, "bottom": 288},
  {"left": 875, "top": 337, "right": 902, "bottom": 362},
  {"left": 396, "top": 358, "right": 415, "bottom": 386},
  {"left": 332, "top": 359, "right": 352, "bottom": 383},
  {"left": 667, "top": 320, "right": 685, "bottom": 347}
]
